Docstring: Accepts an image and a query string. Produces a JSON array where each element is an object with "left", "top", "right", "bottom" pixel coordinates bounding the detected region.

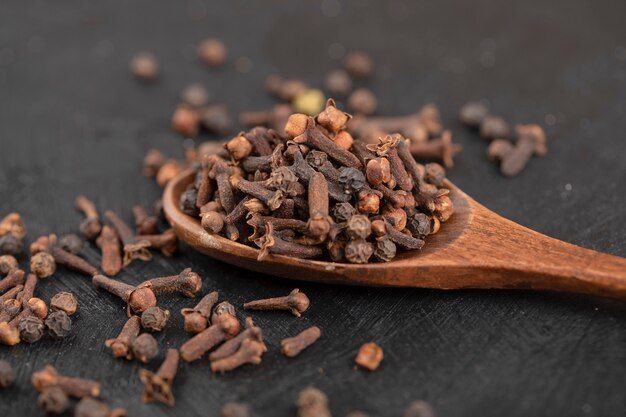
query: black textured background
[{"left": 1, "top": 1, "right": 626, "bottom": 416}]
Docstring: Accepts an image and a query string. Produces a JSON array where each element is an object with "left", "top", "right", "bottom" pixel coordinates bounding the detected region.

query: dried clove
[
  {"left": 92, "top": 274, "right": 157, "bottom": 315},
  {"left": 409, "top": 130, "right": 461, "bottom": 169},
  {"left": 130, "top": 52, "right": 158, "bottom": 81},
  {"left": 137, "top": 228, "right": 178, "bottom": 257},
  {"left": 141, "top": 306, "right": 170, "bottom": 332},
  {"left": 459, "top": 101, "right": 489, "bottom": 128},
  {"left": 139, "top": 348, "right": 179, "bottom": 406},
  {"left": 75, "top": 195, "right": 102, "bottom": 240},
  {"left": 0, "top": 255, "right": 18, "bottom": 276},
  {"left": 75, "top": 397, "right": 127, "bottom": 417},
  {"left": 355, "top": 342, "right": 384, "bottom": 371},
  {"left": 29, "top": 251, "right": 56, "bottom": 278},
  {"left": 0, "top": 268, "right": 25, "bottom": 293},
  {"left": 50, "top": 292, "right": 78, "bottom": 316},
  {"left": 344, "top": 52, "right": 373, "bottom": 79},
  {"left": 105, "top": 315, "right": 141, "bottom": 359},
  {"left": 210, "top": 338, "right": 266, "bottom": 374},
  {"left": 133, "top": 205, "right": 159, "bottom": 235},
  {"left": 198, "top": 38, "right": 227, "bottom": 67},
  {"left": 37, "top": 386, "right": 70, "bottom": 414},
  {"left": 0, "top": 360, "right": 14, "bottom": 388},
  {"left": 243, "top": 288, "right": 309, "bottom": 317},
  {"left": 105, "top": 210, "right": 152, "bottom": 266},
  {"left": 132, "top": 333, "right": 159, "bottom": 363},
  {"left": 139, "top": 268, "right": 201, "bottom": 298},
  {"left": 296, "top": 387, "right": 331, "bottom": 417},
  {"left": 31, "top": 365, "right": 101, "bottom": 398},
  {"left": 209, "top": 317, "right": 263, "bottom": 362},
  {"left": 96, "top": 225, "right": 122, "bottom": 277},
  {"left": 181, "top": 291, "right": 219, "bottom": 334},
  {"left": 281, "top": 326, "right": 321, "bottom": 357}
]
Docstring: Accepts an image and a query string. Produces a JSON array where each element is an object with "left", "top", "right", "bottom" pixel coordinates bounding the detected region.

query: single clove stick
[
  {"left": 372, "top": 219, "right": 425, "bottom": 250},
  {"left": 306, "top": 172, "right": 332, "bottom": 239},
  {"left": 181, "top": 291, "right": 219, "bottom": 334},
  {"left": 209, "top": 317, "right": 263, "bottom": 362},
  {"left": 16, "top": 273, "right": 37, "bottom": 303},
  {"left": 75, "top": 195, "right": 102, "bottom": 240},
  {"left": 96, "top": 226, "right": 122, "bottom": 277},
  {"left": 31, "top": 366, "right": 101, "bottom": 398},
  {"left": 133, "top": 206, "right": 159, "bottom": 236},
  {"left": 0, "top": 269, "right": 26, "bottom": 293},
  {"left": 210, "top": 338, "right": 266, "bottom": 374},
  {"left": 105, "top": 210, "right": 152, "bottom": 266},
  {"left": 396, "top": 138, "right": 425, "bottom": 187},
  {"left": 92, "top": 275, "right": 157, "bottom": 316},
  {"left": 30, "top": 235, "right": 98, "bottom": 276},
  {"left": 139, "top": 348, "right": 180, "bottom": 407},
  {"left": 281, "top": 326, "right": 321, "bottom": 357},
  {"left": 293, "top": 120, "right": 362, "bottom": 168},
  {"left": 254, "top": 223, "right": 323, "bottom": 261},
  {"left": 136, "top": 229, "right": 178, "bottom": 257},
  {"left": 105, "top": 315, "right": 141, "bottom": 359},
  {"left": 243, "top": 288, "right": 310, "bottom": 317},
  {"left": 139, "top": 268, "right": 201, "bottom": 298},
  {"left": 409, "top": 130, "right": 461, "bottom": 169},
  {"left": 179, "top": 304, "right": 240, "bottom": 362},
  {"left": 0, "top": 284, "right": 23, "bottom": 303}
]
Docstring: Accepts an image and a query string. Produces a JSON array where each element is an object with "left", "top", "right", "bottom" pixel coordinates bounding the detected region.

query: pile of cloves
[
  {"left": 460, "top": 101, "right": 548, "bottom": 176},
  {"left": 181, "top": 100, "right": 453, "bottom": 264}
]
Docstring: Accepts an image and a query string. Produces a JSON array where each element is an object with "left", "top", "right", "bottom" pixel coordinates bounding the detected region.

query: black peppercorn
[
  {"left": 18, "top": 316, "right": 45, "bottom": 343},
  {"left": 50, "top": 292, "right": 78, "bottom": 316},
  {"left": 305, "top": 150, "right": 328, "bottom": 169},
  {"left": 346, "top": 215, "right": 372, "bottom": 240},
  {"left": 180, "top": 187, "right": 200, "bottom": 217},
  {"left": 45, "top": 310, "right": 72, "bottom": 339},
  {"left": 132, "top": 333, "right": 159, "bottom": 363},
  {"left": 0, "top": 234, "right": 22, "bottom": 256},
  {"left": 374, "top": 237, "right": 397, "bottom": 262},
  {"left": 37, "top": 386, "right": 70, "bottom": 414},
  {"left": 344, "top": 239, "right": 374, "bottom": 264},
  {"left": 332, "top": 202, "right": 356, "bottom": 223},
  {"left": 58, "top": 233, "right": 84, "bottom": 255},
  {"left": 141, "top": 307, "right": 170, "bottom": 332},
  {"left": 406, "top": 213, "right": 431, "bottom": 238},
  {"left": 0, "top": 360, "right": 14, "bottom": 388},
  {"left": 338, "top": 167, "right": 366, "bottom": 194}
]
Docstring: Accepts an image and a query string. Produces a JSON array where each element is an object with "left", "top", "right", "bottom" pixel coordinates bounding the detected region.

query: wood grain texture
[
  {"left": 165, "top": 171, "right": 626, "bottom": 299},
  {"left": 1, "top": 1, "right": 626, "bottom": 417}
]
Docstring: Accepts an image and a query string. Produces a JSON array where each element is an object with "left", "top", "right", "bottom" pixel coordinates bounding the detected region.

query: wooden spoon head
[{"left": 163, "top": 170, "right": 471, "bottom": 287}]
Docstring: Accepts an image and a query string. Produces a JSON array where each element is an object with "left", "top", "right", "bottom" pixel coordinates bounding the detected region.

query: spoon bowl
[{"left": 164, "top": 170, "right": 626, "bottom": 300}]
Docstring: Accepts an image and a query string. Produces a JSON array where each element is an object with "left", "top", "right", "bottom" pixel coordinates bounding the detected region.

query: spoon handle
[{"left": 450, "top": 206, "right": 626, "bottom": 300}]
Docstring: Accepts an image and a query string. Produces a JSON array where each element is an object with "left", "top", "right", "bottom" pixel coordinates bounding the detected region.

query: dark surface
[{"left": 1, "top": 1, "right": 626, "bottom": 416}]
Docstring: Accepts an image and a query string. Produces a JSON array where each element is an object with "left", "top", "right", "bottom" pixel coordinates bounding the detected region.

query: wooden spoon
[{"left": 164, "top": 170, "right": 626, "bottom": 300}]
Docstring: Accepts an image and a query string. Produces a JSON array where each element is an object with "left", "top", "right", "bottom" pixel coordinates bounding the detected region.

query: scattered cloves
[
  {"left": 141, "top": 306, "right": 170, "bottom": 332},
  {"left": 355, "top": 342, "right": 384, "bottom": 371},
  {"left": 31, "top": 365, "right": 101, "bottom": 398},
  {"left": 105, "top": 315, "right": 141, "bottom": 359},
  {"left": 139, "top": 348, "right": 180, "bottom": 406},
  {"left": 105, "top": 210, "right": 152, "bottom": 266},
  {"left": 96, "top": 225, "right": 122, "bottom": 277},
  {"left": 75, "top": 195, "right": 102, "bottom": 240},
  {"left": 139, "top": 268, "right": 201, "bottom": 298},
  {"left": 92, "top": 275, "right": 157, "bottom": 315},
  {"left": 31, "top": 234, "right": 98, "bottom": 276},
  {"left": 181, "top": 291, "right": 219, "bottom": 334}
]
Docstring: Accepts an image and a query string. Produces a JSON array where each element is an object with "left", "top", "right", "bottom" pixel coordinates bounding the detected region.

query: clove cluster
[{"left": 182, "top": 100, "right": 454, "bottom": 264}]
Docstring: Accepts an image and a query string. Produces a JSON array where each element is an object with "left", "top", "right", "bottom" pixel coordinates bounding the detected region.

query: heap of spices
[
  {"left": 181, "top": 291, "right": 219, "bottom": 334},
  {"left": 132, "top": 333, "right": 159, "bottom": 363},
  {"left": 45, "top": 310, "right": 72, "bottom": 339},
  {"left": 181, "top": 101, "right": 453, "bottom": 264},
  {"left": 31, "top": 365, "right": 101, "bottom": 398},
  {"left": 141, "top": 306, "right": 170, "bottom": 332},
  {"left": 281, "top": 326, "right": 321, "bottom": 357},
  {"left": 130, "top": 52, "right": 159, "bottom": 81},
  {"left": 243, "top": 288, "right": 309, "bottom": 317},
  {"left": 75, "top": 397, "right": 127, "bottom": 417},
  {"left": 0, "top": 360, "right": 14, "bottom": 388},
  {"left": 355, "top": 342, "right": 384, "bottom": 371},
  {"left": 30, "top": 234, "right": 98, "bottom": 276},
  {"left": 296, "top": 387, "right": 331, "bottom": 417},
  {"left": 139, "top": 348, "right": 180, "bottom": 406},
  {"left": 37, "top": 386, "right": 70, "bottom": 414},
  {"left": 50, "top": 292, "right": 78, "bottom": 316},
  {"left": 221, "top": 403, "right": 250, "bottom": 417},
  {"left": 105, "top": 315, "right": 141, "bottom": 359},
  {"left": 403, "top": 400, "right": 436, "bottom": 417},
  {"left": 75, "top": 196, "right": 102, "bottom": 240},
  {"left": 105, "top": 210, "right": 152, "bottom": 266}
]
